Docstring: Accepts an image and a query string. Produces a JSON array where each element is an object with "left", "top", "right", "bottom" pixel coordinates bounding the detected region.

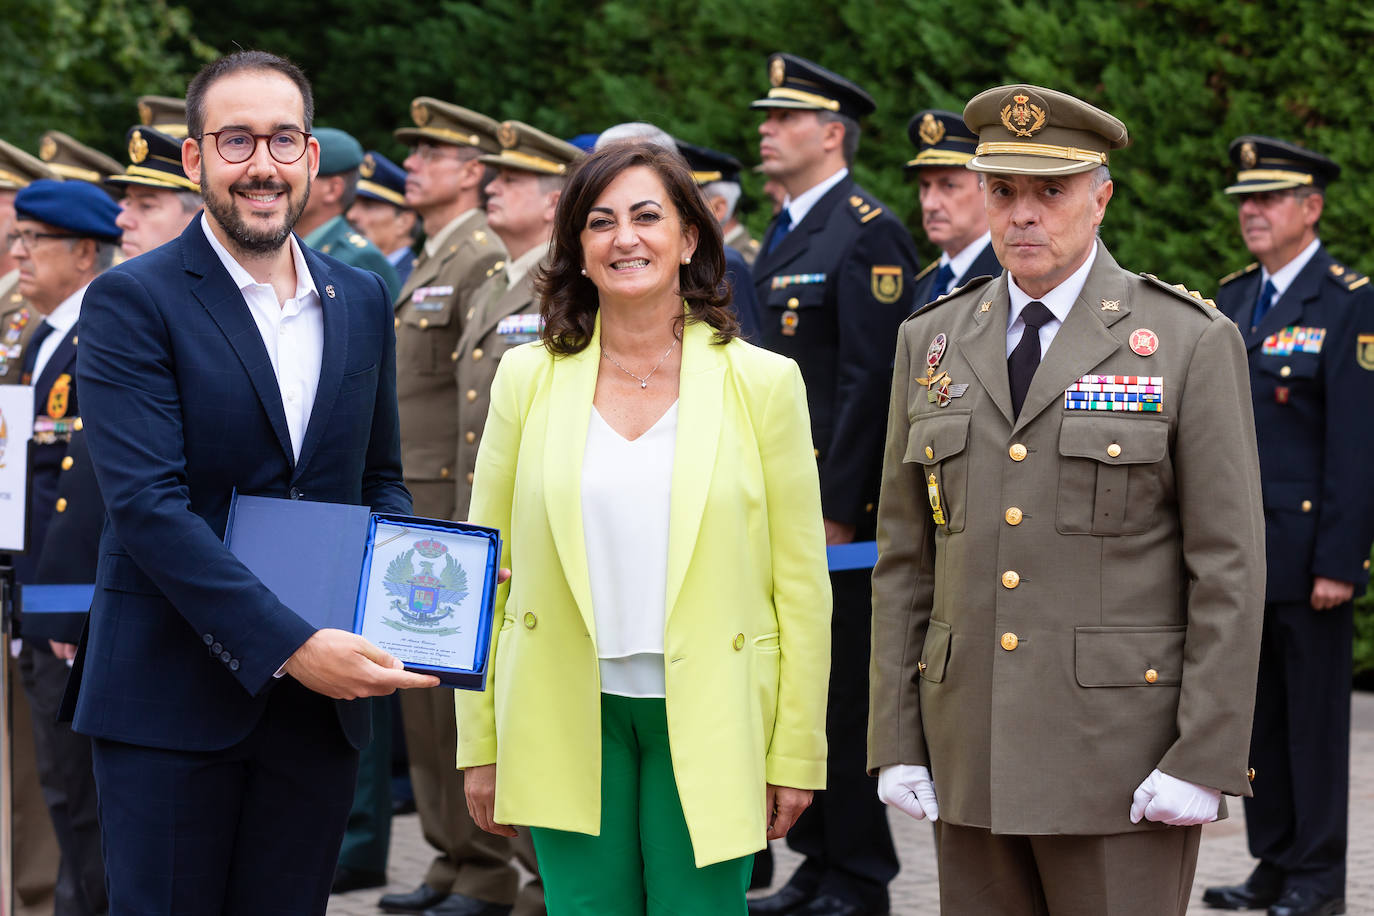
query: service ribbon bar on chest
[
  {"left": 1261, "top": 326, "right": 1326, "bottom": 356},
  {"left": 1064, "top": 374, "right": 1164, "bottom": 412}
]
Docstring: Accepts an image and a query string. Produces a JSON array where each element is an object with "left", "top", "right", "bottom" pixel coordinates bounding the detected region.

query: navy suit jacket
[
  {"left": 69, "top": 218, "right": 410, "bottom": 752},
  {"left": 1216, "top": 244, "right": 1374, "bottom": 603}
]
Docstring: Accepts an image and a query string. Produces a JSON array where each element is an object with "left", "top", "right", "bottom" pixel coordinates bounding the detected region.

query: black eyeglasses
[
  {"left": 6, "top": 230, "right": 77, "bottom": 251},
  {"left": 200, "top": 129, "right": 311, "bottom": 164}
]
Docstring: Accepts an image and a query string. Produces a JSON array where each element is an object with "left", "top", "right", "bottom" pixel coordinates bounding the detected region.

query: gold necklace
[{"left": 600, "top": 337, "right": 678, "bottom": 389}]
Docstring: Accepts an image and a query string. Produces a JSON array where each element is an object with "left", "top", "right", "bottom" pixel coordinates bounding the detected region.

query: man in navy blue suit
[{"left": 69, "top": 50, "right": 438, "bottom": 915}]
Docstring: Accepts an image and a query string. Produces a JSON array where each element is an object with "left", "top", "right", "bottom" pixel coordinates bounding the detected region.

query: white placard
[
  {"left": 0, "top": 387, "right": 34, "bottom": 553},
  {"left": 357, "top": 522, "right": 491, "bottom": 672}
]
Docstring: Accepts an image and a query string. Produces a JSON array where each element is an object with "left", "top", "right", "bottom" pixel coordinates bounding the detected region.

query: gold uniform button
[
  {"left": 451, "top": 350, "right": 459, "bottom": 362},
  {"left": 394, "top": 317, "right": 400, "bottom": 329},
  {"left": 1365, "top": 559, "right": 1371, "bottom": 571},
  {"left": 787, "top": 297, "right": 800, "bottom": 309},
  {"left": 73, "top": 417, "right": 84, "bottom": 431},
  {"left": 61, "top": 456, "right": 74, "bottom": 470},
  {"left": 1106, "top": 443, "right": 1122, "bottom": 458},
  {"left": 865, "top": 502, "right": 874, "bottom": 512},
  {"left": 472, "top": 348, "right": 484, "bottom": 361},
  {"left": 1009, "top": 443, "right": 1027, "bottom": 462},
  {"left": 466, "top": 472, "right": 474, "bottom": 484},
  {"left": 1001, "top": 570, "right": 1020, "bottom": 589},
  {"left": 925, "top": 446, "right": 934, "bottom": 459},
  {"left": 1301, "top": 499, "right": 1312, "bottom": 513},
  {"left": 1280, "top": 365, "right": 1292, "bottom": 378},
  {"left": 467, "top": 308, "right": 476, "bottom": 321},
  {"left": 1000, "top": 632, "right": 1019, "bottom": 651},
  {"left": 1144, "top": 668, "right": 1159, "bottom": 684},
  {"left": 466, "top": 389, "right": 478, "bottom": 402},
  {"left": 814, "top": 448, "right": 820, "bottom": 458},
  {"left": 1247, "top": 767, "right": 1256, "bottom": 782},
  {"left": 419, "top": 318, "right": 430, "bottom": 329},
  {"left": 733, "top": 633, "right": 745, "bottom": 651},
  {"left": 1005, "top": 507, "right": 1023, "bottom": 526},
  {"left": 918, "top": 661, "right": 928, "bottom": 673},
  {"left": 465, "top": 431, "right": 476, "bottom": 444},
  {"left": 523, "top": 612, "right": 537, "bottom": 629},
  {"left": 55, "top": 498, "right": 68, "bottom": 513},
  {"left": 439, "top": 467, "right": 450, "bottom": 478}
]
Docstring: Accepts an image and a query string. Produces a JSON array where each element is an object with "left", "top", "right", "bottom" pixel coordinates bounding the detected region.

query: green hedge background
[{"left": 7, "top": 0, "right": 1374, "bottom": 672}]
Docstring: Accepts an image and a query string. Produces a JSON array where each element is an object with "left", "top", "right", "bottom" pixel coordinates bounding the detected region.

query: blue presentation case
[{"left": 224, "top": 493, "right": 501, "bottom": 690}]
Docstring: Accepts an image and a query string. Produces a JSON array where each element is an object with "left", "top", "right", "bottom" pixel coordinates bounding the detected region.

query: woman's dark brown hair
[{"left": 536, "top": 140, "right": 737, "bottom": 354}]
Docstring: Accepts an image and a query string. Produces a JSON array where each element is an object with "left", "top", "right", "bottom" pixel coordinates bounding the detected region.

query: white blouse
[{"left": 581, "top": 402, "right": 677, "bottom": 698}]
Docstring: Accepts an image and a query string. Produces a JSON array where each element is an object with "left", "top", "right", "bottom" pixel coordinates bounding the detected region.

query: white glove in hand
[
  {"left": 877, "top": 764, "right": 939, "bottom": 822},
  {"left": 1129, "top": 768, "right": 1220, "bottom": 826}
]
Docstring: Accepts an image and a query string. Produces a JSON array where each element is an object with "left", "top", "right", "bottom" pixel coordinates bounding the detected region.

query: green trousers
[{"left": 530, "top": 694, "right": 751, "bottom": 915}]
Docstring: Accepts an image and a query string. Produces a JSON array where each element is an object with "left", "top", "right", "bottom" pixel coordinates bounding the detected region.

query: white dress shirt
[
  {"left": 581, "top": 402, "right": 678, "bottom": 698},
  {"left": 1006, "top": 241, "right": 1100, "bottom": 358},
  {"left": 201, "top": 214, "right": 323, "bottom": 461},
  {"left": 937, "top": 231, "right": 994, "bottom": 298},
  {"left": 30, "top": 284, "right": 87, "bottom": 383},
  {"left": 781, "top": 167, "right": 849, "bottom": 230},
  {"left": 1260, "top": 236, "right": 1321, "bottom": 301}
]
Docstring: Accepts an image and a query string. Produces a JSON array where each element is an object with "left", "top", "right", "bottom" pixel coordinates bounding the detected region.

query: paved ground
[{"left": 331, "top": 691, "right": 1374, "bottom": 914}]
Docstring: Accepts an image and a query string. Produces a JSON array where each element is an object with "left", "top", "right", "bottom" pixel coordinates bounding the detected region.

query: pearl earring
[
  {"left": 580, "top": 268, "right": 587, "bottom": 276},
  {"left": 682, "top": 256, "right": 691, "bottom": 265}
]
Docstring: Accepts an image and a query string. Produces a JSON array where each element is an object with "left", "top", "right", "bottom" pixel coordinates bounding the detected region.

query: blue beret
[
  {"left": 15, "top": 178, "right": 122, "bottom": 243},
  {"left": 356, "top": 151, "right": 408, "bottom": 207},
  {"left": 314, "top": 127, "right": 364, "bottom": 175},
  {"left": 567, "top": 133, "right": 600, "bottom": 153}
]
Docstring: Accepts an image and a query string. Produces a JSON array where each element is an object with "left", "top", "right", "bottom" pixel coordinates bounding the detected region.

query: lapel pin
[
  {"left": 979, "top": 300, "right": 992, "bottom": 313},
  {"left": 1100, "top": 299, "right": 1120, "bottom": 311},
  {"left": 325, "top": 285, "right": 336, "bottom": 299}
]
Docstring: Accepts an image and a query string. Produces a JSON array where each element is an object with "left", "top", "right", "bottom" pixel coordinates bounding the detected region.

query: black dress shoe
[
  {"left": 1203, "top": 877, "right": 1282, "bottom": 910},
  {"left": 748, "top": 883, "right": 815, "bottom": 914},
  {"left": 1267, "top": 886, "right": 1346, "bottom": 916},
  {"left": 796, "top": 894, "right": 889, "bottom": 916},
  {"left": 330, "top": 865, "right": 386, "bottom": 894},
  {"left": 421, "top": 892, "right": 514, "bottom": 916},
  {"left": 379, "top": 883, "right": 448, "bottom": 913}
]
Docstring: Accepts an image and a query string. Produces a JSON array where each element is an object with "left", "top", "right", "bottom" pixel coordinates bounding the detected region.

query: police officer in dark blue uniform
[
  {"left": 904, "top": 110, "right": 1000, "bottom": 308},
  {"left": 747, "top": 53, "right": 919, "bottom": 916},
  {"left": 1203, "top": 137, "right": 1374, "bottom": 916},
  {"left": 350, "top": 150, "right": 419, "bottom": 287}
]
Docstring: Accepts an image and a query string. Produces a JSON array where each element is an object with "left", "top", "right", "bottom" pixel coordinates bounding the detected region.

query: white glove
[
  {"left": 877, "top": 764, "right": 939, "bottom": 822},
  {"left": 1129, "top": 768, "right": 1220, "bottom": 826}
]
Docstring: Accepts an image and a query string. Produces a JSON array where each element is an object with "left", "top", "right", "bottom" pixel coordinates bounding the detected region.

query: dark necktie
[
  {"left": 19, "top": 319, "right": 55, "bottom": 385},
  {"left": 1251, "top": 278, "right": 1277, "bottom": 331},
  {"left": 927, "top": 262, "right": 956, "bottom": 304},
  {"left": 1008, "top": 301, "right": 1055, "bottom": 418},
  {"left": 765, "top": 209, "right": 793, "bottom": 256}
]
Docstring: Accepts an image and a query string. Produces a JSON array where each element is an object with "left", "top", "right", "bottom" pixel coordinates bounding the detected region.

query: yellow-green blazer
[{"left": 456, "top": 317, "right": 831, "bottom": 867}]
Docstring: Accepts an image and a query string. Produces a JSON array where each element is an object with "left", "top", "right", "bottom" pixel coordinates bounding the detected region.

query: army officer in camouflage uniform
[{"left": 869, "top": 85, "right": 1266, "bottom": 916}]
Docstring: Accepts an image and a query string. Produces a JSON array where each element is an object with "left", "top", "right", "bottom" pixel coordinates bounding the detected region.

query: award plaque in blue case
[{"left": 224, "top": 493, "right": 500, "bottom": 689}]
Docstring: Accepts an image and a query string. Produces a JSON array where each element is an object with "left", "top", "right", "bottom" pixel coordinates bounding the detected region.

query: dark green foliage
[{"left": 7, "top": 0, "right": 1374, "bottom": 671}]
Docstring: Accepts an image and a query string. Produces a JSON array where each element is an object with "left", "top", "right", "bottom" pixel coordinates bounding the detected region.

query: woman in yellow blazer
[{"left": 457, "top": 142, "right": 831, "bottom": 914}]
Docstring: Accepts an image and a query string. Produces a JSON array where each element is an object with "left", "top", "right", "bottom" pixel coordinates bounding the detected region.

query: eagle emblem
[
  {"left": 918, "top": 113, "right": 946, "bottom": 147},
  {"left": 1000, "top": 93, "right": 1047, "bottom": 138},
  {"left": 383, "top": 538, "right": 469, "bottom": 635}
]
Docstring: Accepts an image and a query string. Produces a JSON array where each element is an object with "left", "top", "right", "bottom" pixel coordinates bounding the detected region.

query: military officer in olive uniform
[
  {"left": 379, "top": 98, "right": 514, "bottom": 916},
  {"left": 37, "top": 131, "right": 120, "bottom": 190},
  {"left": 1202, "top": 139, "right": 1374, "bottom": 916},
  {"left": 869, "top": 85, "right": 1266, "bottom": 916},
  {"left": 747, "top": 53, "right": 919, "bottom": 916},
  {"left": 905, "top": 109, "right": 1000, "bottom": 308},
  {"left": 299, "top": 127, "right": 400, "bottom": 299},
  {"left": 0, "top": 139, "right": 55, "bottom": 381}
]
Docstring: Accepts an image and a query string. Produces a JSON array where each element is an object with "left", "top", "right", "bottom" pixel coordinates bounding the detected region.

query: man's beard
[{"left": 202, "top": 177, "right": 310, "bottom": 255}]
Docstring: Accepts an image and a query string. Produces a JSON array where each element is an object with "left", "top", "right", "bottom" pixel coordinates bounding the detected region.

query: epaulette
[
  {"left": 845, "top": 192, "right": 885, "bottom": 225},
  {"left": 1139, "top": 273, "right": 1220, "bottom": 316},
  {"left": 1218, "top": 262, "right": 1258, "bottom": 287},
  {"left": 484, "top": 259, "right": 507, "bottom": 279},
  {"left": 1326, "top": 261, "right": 1370, "bottom": 292},
  {"left": 472, "top": 229, "right": 490, "bottom": 245},
  {"left": 907, "top": 274, "right": 994, "bottom": 321},
  {"left": 913, "top": 260, "right": 938, "bottom": 282},
  {"left": 747, "top": 238, "right": 760, "bottom": 254},
  {"left": 348, "top": 232, "right": 368, "bottom": 249}
]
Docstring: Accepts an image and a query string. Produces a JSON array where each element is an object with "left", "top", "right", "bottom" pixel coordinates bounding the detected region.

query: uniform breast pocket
[
  {"left": 1257, "top": 354, "right": 1318, "bottom": 402},
  {"left": 765, "top": 282, "right": 825, "bottom": 336},
  {"left": 399, "top": 296, "right": 457, "bottom": 375},
  {"left": 1056, "top": 415, "right": 1169, "bottom": 536},
  {"left": 904, "top": 410, "right": 972, "bottom": 533}
]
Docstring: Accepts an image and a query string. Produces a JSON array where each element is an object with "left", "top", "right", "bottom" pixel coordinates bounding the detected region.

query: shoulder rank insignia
[
  {"left": 1327, "top": 262, "right": 1369, "bottom": 292},
  {"left": 349, "top": 233, "right": 367, "bottom": 248},
  {"left": 914, "top": 261, "right": 938, "bottom": 282},
  {"left": 1219, "top": 263, "right": 1259, "bottom": 287},
  {"left": 1140, "top": 273, "right": 1218, "bottom": 312},
  {"left": 383, "top": 538, "right": 469, "bottom": 635},
  {"left": 872, "top": 266, "right": 903, "bottom": 304}
]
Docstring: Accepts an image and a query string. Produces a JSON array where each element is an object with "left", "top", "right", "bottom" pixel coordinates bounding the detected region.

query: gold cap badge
[
  {"left": 39, "top": 136, "right": 57, "bottom": 162},
  {"left": 138, "top": 101, "right": 153, "bottom": 126},
  {"left": 918, "top": 112, "right": 946, "bottom": 147},
  {"left": 1239, "top": 141, "right": 1258, "bottom": 169},
  {"left": 128, "top": 129, "right": 149, "bottom": 165},
  {"left": 359, "top": 153, "right": 375, "bottom": 178},
  {"left": 770, "top": 57, "right": 786, "bottom": 87},
  {"left": 497, "top": 121, "right": 518, "bottom": 149},
  {"left": 1000, "top": 92, "right": 1047, "bottom": 138},
  {"left": 411, "top": 100, "right": 430, "bottom": 127}
]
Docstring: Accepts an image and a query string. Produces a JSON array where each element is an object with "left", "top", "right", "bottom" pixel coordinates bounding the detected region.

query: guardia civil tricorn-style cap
[
  {"left": 750, "top": 53, "right": 876, "bottom": 121},
  {"left": 1224, "top": 135, "right": 1339, "bottom": 194},
  {"left": 963, "top": 84, "right": 1129, "bottom": 176}
]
